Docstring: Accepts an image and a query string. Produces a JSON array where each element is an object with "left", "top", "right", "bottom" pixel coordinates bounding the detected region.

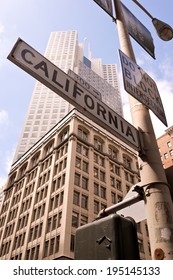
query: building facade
[
  {"left": 0, "top": 110, "right": 151, "bottom": 260},
  {"left": 157, "top": 125, "right": 173, "bottom": 169},
  {"left": 157, "top": 125, "right": 173, "bottom": 201},
  {"left": 13, "top": 30, "right": 122, "bottom": 162}
]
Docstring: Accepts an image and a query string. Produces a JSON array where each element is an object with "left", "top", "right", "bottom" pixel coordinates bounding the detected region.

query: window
[
  {"left": 76, "top": 143, "right": 82, "bottom": 154},
  {"left": 115, "top": 166, "right": 120, "bottom": 176},
  {"left": 45, "top": 141, "right": 54, "bottom": 156},
  {"left": 83, "top": 161, "right": 88, "bottom": 173},
  {"left": 100, "top": 186, "right": 106, "bottom": 199},
  {"left": 80, "top": 215, "right": 88, "bottom": 226},
  {"left": 49, "top": 238, "right": 55, "bottom": 255},
  {"left": 123, "top": 155, "right": 132, "bottom": 169},
  {"left": 99, "top": 156, "right": 105, "bottom": 167},
  {"left": 78, "top": 127, "right": 88, "bottom": 142},
  {"left": 74, "top": 173, "right": 80, "bottom": 186},
  {"left": 110, "top": 176, "right": 115, "bottom": 187},
  {"left": 62, "top": 174, "right": 66, "bottom": 185},
  {"left": 72, "top": 212, "right": 79, "bottom": 228},
  {"left": 73, "top": 191, "right": 80, "bottom": 206},
  {"left": 117, "top": 195, "right": 122, "bottom": 202},
  {"left": 44, "top": 241, "right": 49, "bottom": 257},
  {"left": 94, "top": 200, "right": 99, "bottom": 214},
  {"left": 60, "top": 191, "right": 64, "bottom": 205},
  {"left": 81, "top": 195, "right": 88, "bottom": 209},
  {"left": 47, "top": 218, "right": 51, "bottom": 233},
  {"left": 170, "top": 149, "right": 173, "bottom": 156},
  {"left": 111, "top": 192, "right": 116, "bottom": 204},
  {"left": 19, "top": 164, "right": 28, "bottom": 177},
  {"left": 60, "top": 128, "right": 69, "bottom": 142},
  {"left": 129, "top": 174, "right": 134, "bottom": 184},
  {"left": 70, "top": 235, "right": 75, "bottom": 252},
  {"left": 82, "top": 177, "right": 88, "bottom": 190},
  {"left": 94, "top": 137, "right": 103, "bottom": 152},
  {"left": 108, "top": 146, "right": 118, "bottom": 160},
  {"left": 100, "top": 170, "right": 105, "bottom": 182},
  {"left": 167, "top": 141, "right": 172, "bottom": 148},
  {"left": 125, "top": 171, "right": 129, "bottom": 181},
  {"left": 75, "top": 157, "right": 81, "bottom": 169},
  {"left": 52, "top": 214, "right": 58, "bottom": 230},
  {"left": 116, "top": 180, "right": 122, "bottom": 190},
  {"left": 83, "top": 146, "right": 88, "bottom": 157},
  {"left": 94, "top": 153, "right": 98, "bottom": 163},
  {"left": 94, "top": 167, "right": 99, "bottom": 178},
  {"left": 94, "top": 182, "right": 99, "bottom": 195},
  {"left": 164, "top": 153, "right": 169, "bottom": 159}
]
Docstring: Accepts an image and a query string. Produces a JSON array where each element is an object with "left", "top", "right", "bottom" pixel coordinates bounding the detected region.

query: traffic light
[{"left": 74, "top": 214, "right": 140, "bottom": 260}]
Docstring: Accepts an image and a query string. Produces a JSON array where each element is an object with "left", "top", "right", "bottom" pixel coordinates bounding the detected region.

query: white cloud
[
  {"left": 0, "top": 109, "right": 9, "bottom": 126},
  {"left": 0, "top": 22, "right": 5, "bottom": 33}
]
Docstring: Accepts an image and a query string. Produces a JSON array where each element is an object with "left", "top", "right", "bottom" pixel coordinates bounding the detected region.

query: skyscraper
[
  {"left": 0, "top": 31, "right": 152, "bottom": 260},
  {"left": 13, "top": 30, "right": 123, "bottom": 162}
]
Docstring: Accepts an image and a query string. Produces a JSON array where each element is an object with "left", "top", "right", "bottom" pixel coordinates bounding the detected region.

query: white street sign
[
  {"left": 119, "top": 50, "right": 167, "bottom": 126},
  {"left": 8, "top": 38, "right": 140, "bottom": 150}
]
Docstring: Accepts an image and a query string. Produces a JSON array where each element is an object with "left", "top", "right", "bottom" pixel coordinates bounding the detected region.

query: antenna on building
[{"left": 83, "top": 37, "right": 92, "bottom": 59}]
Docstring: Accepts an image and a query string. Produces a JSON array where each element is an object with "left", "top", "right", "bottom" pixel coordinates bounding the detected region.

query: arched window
[
  {"left": 8, "top": 172, "right": 17, "bottom": 187},
  {"left": 44, "top": 140, "right": 54, "bottom": 157},
  {"left": 94, "top": 136, "right": 104, "bottom": 152},
  {"left": 31, "top": 151, "right": 40, "bottom": 168},
  {"left": 123, "top": 154, "right": 132, "bottom": 169},
  {"left": 59, "top": 126, "right": 69, "bottom": 142},
  {"left": 78, "top": 125, "right": 89, "bottom": 142},
  {"left": 108, "top": 145, "right": 119, "bottom": 161},
  {"left": 19, "top": 163, "right": 28, "bottom": 177}
]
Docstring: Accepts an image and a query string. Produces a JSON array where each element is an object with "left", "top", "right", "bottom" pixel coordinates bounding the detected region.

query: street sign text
[
  {"left": 119, "top": 50, "right": 167, "bottom": 126},
  {"left": 8, "top": 38, "right": 140, "bottom": 150}
]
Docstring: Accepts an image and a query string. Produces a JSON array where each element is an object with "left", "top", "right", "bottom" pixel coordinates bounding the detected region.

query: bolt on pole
[{"left": 113, "top": 0, "right": 173, "bottom": 260}]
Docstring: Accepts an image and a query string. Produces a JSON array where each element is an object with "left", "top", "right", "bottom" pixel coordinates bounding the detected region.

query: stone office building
[{"left": 0, "top": 110, "right": 151, "bottom": 260}]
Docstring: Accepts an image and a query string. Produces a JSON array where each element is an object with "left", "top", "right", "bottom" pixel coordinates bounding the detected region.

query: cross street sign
[
  {"left": 119, "top": 49, "right": 167, "bottom": 126},
  {"left": 93, "top": 0, "right": 115, "bottom": 20},
  {"left": 121, "top": 2, "right": 155, "bottom": 59},
  {"left": 8, "top": 38, "right": 140, "bottom": 150}
]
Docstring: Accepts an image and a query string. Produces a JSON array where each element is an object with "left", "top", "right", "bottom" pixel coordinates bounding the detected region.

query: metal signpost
[
  {"left": 113, "top": 0, "right": 173, "bottom": 260},
  {"left": 8, "top": 38, "right": 140, "bottom": 151}
]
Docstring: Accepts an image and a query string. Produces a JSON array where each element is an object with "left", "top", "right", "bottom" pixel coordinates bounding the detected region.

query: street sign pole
[{"left": 114, "top": 0, "right": 173, "bottom": 260}]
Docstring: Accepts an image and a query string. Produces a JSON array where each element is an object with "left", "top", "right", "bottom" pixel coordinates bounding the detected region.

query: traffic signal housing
[{"left": 74, "top": 213, "right": 140, "bottom": 260}]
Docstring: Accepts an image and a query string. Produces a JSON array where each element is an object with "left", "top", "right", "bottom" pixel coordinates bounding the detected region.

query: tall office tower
[
  {"left": 13, "top": 30, "right": 123, "bottom": 162},
  {"left": 0, "top": 109, "right": 151, "bottom": 260}
]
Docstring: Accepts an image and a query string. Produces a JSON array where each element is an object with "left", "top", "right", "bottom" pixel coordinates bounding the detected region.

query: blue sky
[{"left": 0, "top": 0, "right": 173, "bottom": 186}]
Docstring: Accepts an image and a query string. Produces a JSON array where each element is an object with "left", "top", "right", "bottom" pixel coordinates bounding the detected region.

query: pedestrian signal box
[{"left": 74, "top": 214, "right": 140, "bottom": 260}]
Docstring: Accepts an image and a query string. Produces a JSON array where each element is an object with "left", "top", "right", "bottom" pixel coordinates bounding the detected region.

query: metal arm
[{"left": 131, "top": 0, "right": 153, "bottom": 20}]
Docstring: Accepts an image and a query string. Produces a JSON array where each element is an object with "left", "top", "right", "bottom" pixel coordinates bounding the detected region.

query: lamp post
[
  {"left": 131, "top": 0, "right": 173, "bottom": 41},
  {"left": 113, "top": 0, "right": 173, "bottom": 260}
]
